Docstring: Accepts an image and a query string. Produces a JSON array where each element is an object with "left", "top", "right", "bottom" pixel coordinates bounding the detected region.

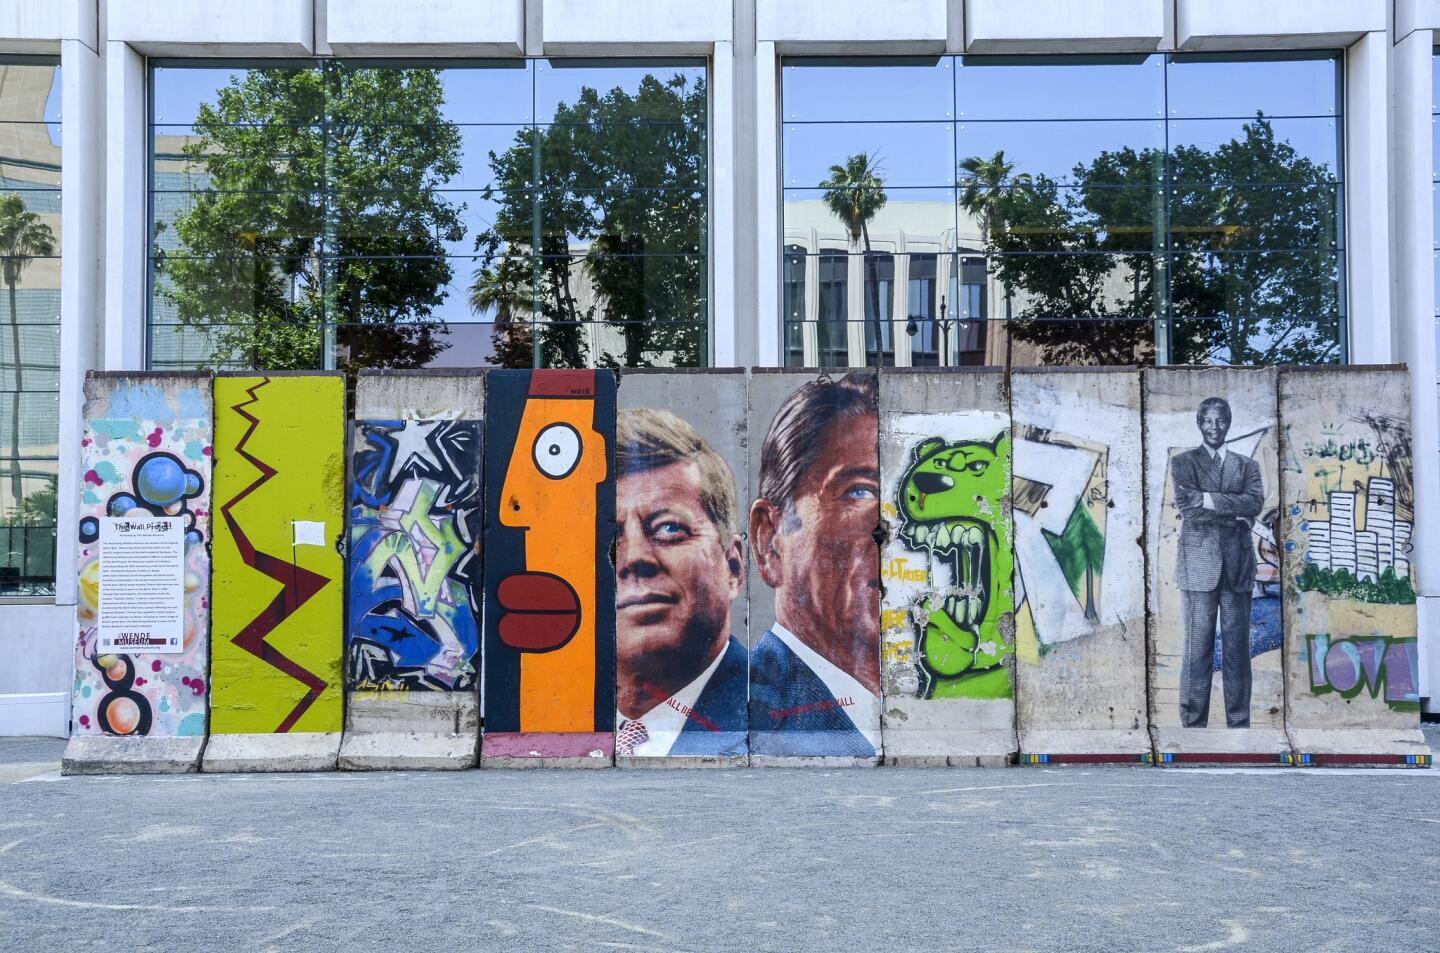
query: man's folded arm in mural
[{"left": 1204, "top": 460, "right": 1264, "bottom": 526}]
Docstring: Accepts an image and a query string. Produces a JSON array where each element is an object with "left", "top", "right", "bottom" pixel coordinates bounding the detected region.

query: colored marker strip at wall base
[
  {"left": 1294, "top": 753, "right": 1432, "bottom": 767},
  {"left": 481, "top": 732, "right": 615, "bottom": 760},
  {"left": 1158, "top": 752, "right": 1294, "bottom": 765},
  {"left": 1020, "top": 753, "right": 1153, "bottom": 765}
]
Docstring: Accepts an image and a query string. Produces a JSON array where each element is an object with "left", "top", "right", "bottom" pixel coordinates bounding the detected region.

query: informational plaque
[{"left": 98, "top": 516, "right": 186, "bottom": 654}]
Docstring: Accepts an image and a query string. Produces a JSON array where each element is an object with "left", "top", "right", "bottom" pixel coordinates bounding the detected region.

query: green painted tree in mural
[
  {"left": 1041, "top": 503, "right": 1106, "bottom": 624},
  {"left": 156, "top": 64, "right": 464, "bottom": 372},
  {"left": 471, "top": 72, "right": 707, "bottom": 368}
]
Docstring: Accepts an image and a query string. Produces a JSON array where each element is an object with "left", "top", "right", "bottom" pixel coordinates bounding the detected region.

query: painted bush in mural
[
  {"left": 348, "top": 419, "right": 482, "bottom": 692},
  {"left": 210, "top": 375, "right": 345, "bottom": 735},
  {"left": 483, "top": 370, "right": 616, "bottom": 756},
  {"left": 73, "top": 375, "right": 212, "bottom": 739}
]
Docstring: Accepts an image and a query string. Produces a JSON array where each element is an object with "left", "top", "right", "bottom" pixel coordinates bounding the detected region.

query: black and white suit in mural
[{"left": 1172, "top": 443, "right": 1263, "bottom": 728}]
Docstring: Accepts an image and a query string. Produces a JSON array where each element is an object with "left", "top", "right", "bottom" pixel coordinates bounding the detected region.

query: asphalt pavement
[{"left": 2, "top": 733, "right": 1438, "bottom": 952}]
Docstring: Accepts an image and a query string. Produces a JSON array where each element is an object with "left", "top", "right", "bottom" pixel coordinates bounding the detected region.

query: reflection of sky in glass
[
  {"left": 1167, "top": 55, "right": 1338, "bottom": 118},
  {"left": 783, "top": 59, "right": 951, "bottom": 122},
  {"left": 152, "top": 66, "right": 302, "bottom": 123},
  {"left": 1168, "top": 117, "right": 1339, "bottom": 180},
  {"left": 957, "top": 120, "right": 1164, "bottom": 184},
  {"left": 784, "top": 122, "right": 952, "bottom": 187},
  {"left": 435, "top": 63, "right": 533, "bottom": 123},
  {"left": 956, "top": 57, "right": 1162, "bottom": 120}
]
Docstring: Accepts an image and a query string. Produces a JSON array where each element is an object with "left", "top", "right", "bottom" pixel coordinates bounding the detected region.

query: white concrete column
[
  {"left": 1392, "top": 28, "right": 1440, "bottom": 705},
  {"left": 755, "top": 40, "right": 780, "bottom": 366},
  {"left": 892, "top": 243, "right": 912, "bottom": 367},
  {"left": 1344, "top": 31, "right": 1394, "bottom": 364},
  {"left": 55, "top": 38, "right": 101, "bottom": 606},
  {"left": 103, "top": 41, "right": 146, "bottom": 370},
  {"left": 845, "top": 251, "right": 866, "bottom": 366},
  {"left": 711, "top": 40, "right": 737, "bottom": 367}
]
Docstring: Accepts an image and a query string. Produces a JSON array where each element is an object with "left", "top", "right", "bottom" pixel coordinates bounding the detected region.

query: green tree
[
  {"left": 0, "top": 192, "right": 56, "bottom": 506},
  {"left": 156, "top": 65, "right": 464, "bottom": 373},
  {"left": 958, "top": 150, "right": 1032, "bottom": 326},
  {"left": 820, "top": 152, "right": 888, "bottom": 366},
  {"left": 471, "top": 73, "right": 707, "bottom": 368}
]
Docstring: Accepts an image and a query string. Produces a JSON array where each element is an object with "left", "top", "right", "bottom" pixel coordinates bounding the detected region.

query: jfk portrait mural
[
  {"left": 614, "top": 409, "right": 748, "bottom": 757},
  {"left": 748, "top": 372, "right": 882, "bottom": 757},
  {"left": 1172, "top": 397, "right": 1264, "bottom": 728}
]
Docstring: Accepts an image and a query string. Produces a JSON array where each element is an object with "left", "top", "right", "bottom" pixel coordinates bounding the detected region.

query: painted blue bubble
[
  {"left": 136, "top": 455, "right": 188, "bottom": 507},
  {"left": 185, "top": 530, "right": 203, "bottom": 547},
  {"left": 176, "top": 712, "right": 204, "bottom": 737},
  {"left": 78, "top": 517, "right": 100, "bottom": 543},
  {"left": 108, "top": 494, "right": 138, "bottom": 515},
  {"left": 1284, "top": 541, "right": 1296, "bottom": 552},
  {"left": 184, "top": 472, "right": 201, "bottom": 496}
]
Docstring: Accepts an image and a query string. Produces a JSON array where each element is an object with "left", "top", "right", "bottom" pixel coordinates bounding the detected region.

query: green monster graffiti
[{"left": 897, "top": 433, "right": 1013, "bottom": 699}]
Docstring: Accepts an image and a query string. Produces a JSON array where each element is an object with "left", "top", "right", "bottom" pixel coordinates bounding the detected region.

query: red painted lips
[{"left": 497, "top": 572, "right": 581, "bottom": 651}]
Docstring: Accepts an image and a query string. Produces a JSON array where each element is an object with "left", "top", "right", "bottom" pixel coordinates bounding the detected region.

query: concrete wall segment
[
  {"left": 1011, "top": 368, "right": 1151, "bottom": 760},
  {"left": 878, "top": 367, "right": 1017, "bottom": 765},
  {"left": 107, "top": 0, "right": 315, "bottom": 54},
  {"left": 756, "top": 0, "right": 947, "bottom": 51},
  {"left": 543, "top": 0, "right": 730, "bottom": 53},
  {"left": 0, "top": 0, "right": 97, "bottom": 51}
]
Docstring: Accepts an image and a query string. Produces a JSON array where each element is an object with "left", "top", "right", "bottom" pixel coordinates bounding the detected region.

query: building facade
[{"left": 2, "top": 0, "right": 1439, "bottom": 734}]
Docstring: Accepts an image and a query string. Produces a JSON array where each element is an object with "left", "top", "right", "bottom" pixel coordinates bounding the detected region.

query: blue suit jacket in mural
[
  {"left": 747, "top": 629, "right": 876, "bottom": 758},
  {"left": 668, "top": 635, "right": 750, "bottom": 756}
]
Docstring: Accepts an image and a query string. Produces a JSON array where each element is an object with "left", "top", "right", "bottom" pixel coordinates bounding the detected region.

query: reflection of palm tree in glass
[
  {"left": 958, "top": 150, "right": 1030, "bottom": 322},
  {"left": 0, "top": 193, "right": 56, "bottom": 507},
  {"left": 820, "top": 153, "right": 888, "bottom": 366}
]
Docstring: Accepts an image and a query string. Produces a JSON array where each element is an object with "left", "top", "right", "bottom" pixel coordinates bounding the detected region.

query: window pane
[
  {"left": 1168, "top": 316, "right": 1340, "bottom": 366},
  {"left": 1167, "top": 54, "right": 1339, "bottom": 119},
  {"left": 1169, "top": 182, "right": 1341, "bottom": 252},
  {"left": 152, "top": 190, "right": 323, "bottom": 257},
  {"left": 956, "top": 56, "right": 1163, "bottom": 121},
  {"left": 535, "top": 60, "right": 706, "bottom": 124},
  {"left": 989, "top": 252, "right": 1160, "bottom": 321},
  {"left": 783, "top": 58, "right": 952, "bottom": 123},
  {"left": 0, "top": 60, "right": 61, "bottom": 124},
  {"left": 957, "top": 120, "right": 1165, "bottom": 186},
  {"left": 0, "top": 391, "right": 59, "bottom": 457},
  {"left": 0, "top": 258, "right": 61, "bottom": 324},
  {"left": 335, "top": 320, "right": 501, "bottom": 368},
  {"left": 1168, "top": 249, "right": 1342, "bottom": 320},
  {"left": 784, "top": 187, "right": 957, "bottom": 254},
  {"left": 152, "top": 64, "right": 322, "bottom": 125},
  {"left": 434, "top": 63, "right": 534, "bottom": 124},
  {"left": 1006, "top": 320, "right": 1156, "bottom": 367},
  {"left": 962, "top": 185, "right": 1164, "bottom": 255},
  {"left": 785, "top": 122, "right": 953, "bottom": 189},
  {"left": 0, "top": 459, "right": 57, "bottom": 597},
  {"left": 0, "top": 121, "right": 61, "bottom": 189},
  {"left": 0, "top": 322, "right": 60, "bottom": 391},
  {"left": 1168, "top": 118, "right": 1340, "bottom": 183},
  {"left": 535, "top": 121, "right": 705, "bottom": 190},
  {"left": 152, "top": 123, "right": 325, "bottom": 192}
]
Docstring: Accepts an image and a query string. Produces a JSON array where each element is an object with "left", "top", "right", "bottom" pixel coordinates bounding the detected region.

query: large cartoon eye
[
  {"left": 966, "top": 460, "right": 989, "bottom": 474},
  {"left": 533, "top": 423, "right": 582, "bottom": 479}
]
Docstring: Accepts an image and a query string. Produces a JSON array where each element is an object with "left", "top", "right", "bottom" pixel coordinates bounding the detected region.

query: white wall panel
[
  {"left": 0, "top": 0, "right": 96, "bottom": 51},
  {"left": 964, "top": 0, "right": 1166, "bottom": 53},
  {"left": 1177, "top": 0, "right": 1385, "bottom": 51},
  {"left": 544, "top": 0, "right": 729, "bottom": 54},
  {"left": 107, "top": 0, "right": 314, "bottom": 55},
  {"left": 325, "top": 0, "right": 523, "bottom": 56},
  {"left": 757, "top": 0, "right": 946, "bottom": 52}
]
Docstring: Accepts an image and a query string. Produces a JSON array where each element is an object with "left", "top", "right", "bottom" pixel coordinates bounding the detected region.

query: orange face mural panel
[{"left": 483, "top": 370, "right": 616, "bottom": 755}]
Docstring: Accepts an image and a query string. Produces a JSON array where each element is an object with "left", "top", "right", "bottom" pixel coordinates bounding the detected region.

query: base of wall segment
[
  {"left": 0, "top": 692, "right": 69, "bottom": 737},
  {"left": 878, "top": 727, "right": 1018, "bottom": 767},
  {"left": 616, "top": 754, "right": 749, "bottom": 769},
  {"left": 61, "top": 735, "right": 204, "bottom": 775},
  {"left": 1286, "top": 728, "right": 1432, "bottom": 767},
  {"left": 338, "top": 692, "right": 479, "bottom": 770},
  {"left": 1018, "top": 728, "right": 1153, "bottom": 763},
  {"left": 884, "top": 754, "right": 1011, "bottom": 767},
  {"left": 751, "top": 755, "right": 880, "bottom": 767},
  {"left": 480, "top": 732, "right": 614, "bottom": 768},
  {"left": 1152, "top": 727, "right": 1293, "bottom": 766},
  {"left": 201, "top": 733, "right": 341, "bottom": 773}
]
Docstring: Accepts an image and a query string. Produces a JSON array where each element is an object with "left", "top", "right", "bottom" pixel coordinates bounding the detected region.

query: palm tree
[
  {"left": 0, "top": 193, "right": 56, "bottom": 509},
  {"left": 958, "top": 150, "right": 1031, "bottom": 322},
  {"left": 820, "top": 153, "right": 888, "bottom": 367}
]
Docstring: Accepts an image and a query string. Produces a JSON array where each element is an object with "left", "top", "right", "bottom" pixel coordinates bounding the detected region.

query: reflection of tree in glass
[
  {"left": 471, "top": 74, "right": 706, "bottom": 368},
  {"left": 963, "top": 116, "right": 1338, "bottom": 366},
  {"left": 820, "top": 152, "right": 888, "bottom": 367},
  {"left": 0, "top": 192, "right": 55, "bottom": 505},
  {"left": 156, "top": 66, "right": 464, "bottom": 372}
]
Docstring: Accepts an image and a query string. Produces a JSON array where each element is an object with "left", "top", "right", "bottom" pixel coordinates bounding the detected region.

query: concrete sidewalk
[{"left": 2, "top": 733, "right": 1439, "bottom": 952}]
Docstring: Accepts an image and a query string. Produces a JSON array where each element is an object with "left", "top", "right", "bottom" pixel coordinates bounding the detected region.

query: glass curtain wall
[
  {"left": 0, "top": 57, "right": 61, "bottom": 597},
  {"left": 781, "top": 53, "right": 1344, "bottom": 368},
  {"left": 149, "top": 59, "right": 708, "bottom": 372}
]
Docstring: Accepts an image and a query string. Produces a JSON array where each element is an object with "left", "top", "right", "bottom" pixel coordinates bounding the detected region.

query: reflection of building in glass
[
  {"left": 0, "top": 59, "right": 62, "bottom": 594},
  {"left": 1304, "top": 478, "right": 1411, "bottom": 582}
]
